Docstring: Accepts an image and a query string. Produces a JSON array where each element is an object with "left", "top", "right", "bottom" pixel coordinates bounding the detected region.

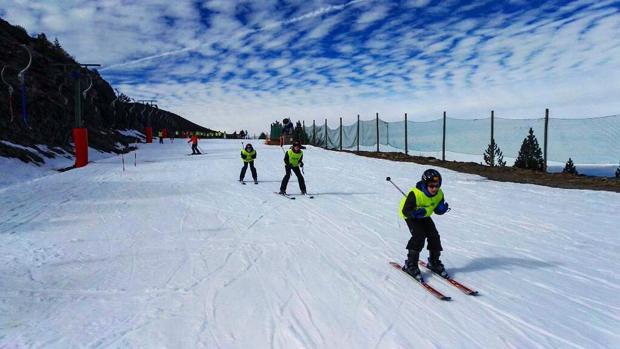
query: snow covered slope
[{"left": 1, "top": 140, "right": 618, "bottom": 348}]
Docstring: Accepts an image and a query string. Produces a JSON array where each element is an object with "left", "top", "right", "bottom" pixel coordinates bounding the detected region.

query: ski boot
[
  {"left": 402, "top": 259, "right": 422, "bottom": 280},
  {"left": 427, "top": 255, "right": 449, "bottom": 278}
]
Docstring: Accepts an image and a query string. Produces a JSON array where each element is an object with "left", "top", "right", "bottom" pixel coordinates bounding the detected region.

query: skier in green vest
[
  {"left": 279, "top": 140, "right": 307, "bottom": 195},
  {"left": 239, "top": 143, "right": 258, "bottom": 184},
  {"left": 400, "top": 169, "right": 450, "bottom": 280}
]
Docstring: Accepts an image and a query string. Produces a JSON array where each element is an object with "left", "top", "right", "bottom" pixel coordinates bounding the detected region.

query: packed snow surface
[{"left": 1, "top": 139, "right": 618, "bottom": 348}]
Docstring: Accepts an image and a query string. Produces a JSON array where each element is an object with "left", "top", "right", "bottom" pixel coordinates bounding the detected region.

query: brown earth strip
[{"left": 337, "top": 150, "right": 620, "bottom": 193}]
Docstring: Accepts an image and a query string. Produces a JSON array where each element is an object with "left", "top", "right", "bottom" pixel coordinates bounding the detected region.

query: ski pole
[
  {"left": 386, "top": 177, "right": 406, "bottom": 197},
  {"left": 18, "top": 45, "right": 31, "bottom": 127}
]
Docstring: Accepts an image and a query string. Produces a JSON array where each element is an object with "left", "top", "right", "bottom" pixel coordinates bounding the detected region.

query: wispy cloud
[{"left": 1, "top": 0, "right": 619, "bottom": 134}]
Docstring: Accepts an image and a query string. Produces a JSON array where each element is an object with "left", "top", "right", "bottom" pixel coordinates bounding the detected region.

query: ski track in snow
[{"left": 1, "top": 139, "right": 619, "bottom": 348}]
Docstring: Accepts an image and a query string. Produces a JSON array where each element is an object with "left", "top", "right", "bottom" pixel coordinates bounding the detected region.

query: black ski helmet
[
  {"left": 421, "top": 169, "right": 442, "bottom": 187},
  {"left": 245, "top": 143, "right": 253, "bottom": 149},
  {"left": 292, "top": 140, "right": 302, "bottom": 148}
]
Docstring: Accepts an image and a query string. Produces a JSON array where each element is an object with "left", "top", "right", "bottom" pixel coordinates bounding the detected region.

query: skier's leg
[
  {"left": 279, "top": 166, "right": 292, "bottom": 193},
  {"left": 240, "top": 162, "right": 248, "bottom": 181},
  {"left": 405, "top": 218, "right": 426, "bottom": 252},
  {"left": 425, "top": 218, "right": 443, "bottom": 254},
  {"left": 403, "top": 249, "right": 421, "bottom": 279},
  {"left": 292, "top": 166, "right": 306, "bottom": 193},
  {"left": 403, "top": 219, "right": 425, "bottom": 278},
  {"left": 249, "top": 162, "right": 257, "bottom": 181},
  {"left": 425, "top": 219, "right": 447, "bottom": 276}
]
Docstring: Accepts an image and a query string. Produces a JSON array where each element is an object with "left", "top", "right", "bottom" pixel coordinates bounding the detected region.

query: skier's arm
[
  {"left": 240, "top": 151, "right": 245, "bottom": 160},
  {"left": 299, "top": 154, "right": 304, "bottom": 167},
  {"left": 252, "top": 152, "right": 257, "bottom": 160},
  {"left": 283, "top": 152, "right": 290, "bottom": 166},
  {"left": 434, "top": 198, "right": 449, "bottom": 215},
  {"left": 402, "top": 192, "right": 424, "bottom": 219}
]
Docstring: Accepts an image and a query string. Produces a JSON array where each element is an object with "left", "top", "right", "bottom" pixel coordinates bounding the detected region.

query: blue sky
[{"left": 1, "top": 0, "right": 620, "bottom": 134}]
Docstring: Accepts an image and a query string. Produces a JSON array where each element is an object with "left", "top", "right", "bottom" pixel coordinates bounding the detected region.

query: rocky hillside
[{"left": 0, "top": 18, "right": 214, "bottom": 165}]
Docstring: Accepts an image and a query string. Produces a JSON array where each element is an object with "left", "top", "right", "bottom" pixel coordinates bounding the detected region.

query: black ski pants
[
  {"left": 405, "top": 217, "right": 443, "bottom": 252},
  {"left": 191, "top": 144, "right": 200, "bottom": 154},
  {"left": 240, "top": 161, "right": 257, "bottom": 181},
  {"left": 280, "top": 165, "right": 306, "bottom": 193}
]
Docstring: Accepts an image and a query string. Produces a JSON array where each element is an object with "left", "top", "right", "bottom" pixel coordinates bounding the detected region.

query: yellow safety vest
[
  {"left": 287, "top": 149, "right": 303, "bottom": 167},
  {"left": 241, "top": 149, "right": 256, "bottom": 162},
  {"left": 399, "top": 187, "right": 444, "bottom": 219}
]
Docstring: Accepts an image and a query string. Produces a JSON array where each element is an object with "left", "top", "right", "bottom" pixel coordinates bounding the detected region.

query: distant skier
[
  {"left": 158, "top": 130, "right": 164, "bottom": 144},
  {"left": 240, "top": 143, "right": 258, "bottom": 184},
  {"left": 188, "top": 133, "right": 201, "bottom": 154},
  {"left": 400, "top": 169, "right": 450, "bottom": 280},
  {"left": 280, "top": 118, "right": 294, "bottom": 146},
  {"left": 282, "top": 118, "right": 294, "bottom": 135},
  {"left": 279, "top": 140, "right": 306, "bottom": 195}
]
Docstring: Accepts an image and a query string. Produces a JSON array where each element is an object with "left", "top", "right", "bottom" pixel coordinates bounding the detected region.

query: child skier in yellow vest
[
  {"left": 279, "top": 141, "right": 306, "bottom": 195},
  {"left": 400, "top": 169, "right": 450, "bottom": 280},
  {"left": 240, "top": 143, "right": 258, "bottom": 184}
]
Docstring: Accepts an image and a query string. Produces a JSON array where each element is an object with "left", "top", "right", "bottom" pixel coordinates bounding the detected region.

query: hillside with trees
[{"left": 0, "top": 18, "right": 216, "bottom": 165}]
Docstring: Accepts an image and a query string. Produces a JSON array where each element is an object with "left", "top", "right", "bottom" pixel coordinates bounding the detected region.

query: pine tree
[
  {"left": 258, "top": 132, "right": 267, "bottom": 140},
  {"left": 293, "top": 121, "right": 309, "bottom": 144},
  {"left": 117, "top": 92, "right": 132, "bottom": 103},
  {"left": 562, "top": 158, "right": 578, "bottom": 175},
  {"left": 483, "top": 140, "right": 506, "bottom": 167},
  {"left": 514, "top": 128, "right": 544, "bottom": 171}
]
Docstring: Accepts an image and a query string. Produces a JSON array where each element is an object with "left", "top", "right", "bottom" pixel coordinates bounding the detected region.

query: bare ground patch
[{"left": 338, "top": 150, "right": 620, "bottom": 193}]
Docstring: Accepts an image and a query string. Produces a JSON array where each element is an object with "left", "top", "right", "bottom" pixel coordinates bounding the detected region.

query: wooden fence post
[
  {"left": 312, "top": 120, "right": 316, "bottom": 145},
  {"left": 324, "top": 118, "right": 328, "bottom": 149},
  {"left": 404, "top": 113, "right": 408, "bottom": 155},
  {"left": 544, "top": 108, "right": 549, "bottom": 172},
  {"left": 339, "top": 117, "right": 343, "bottom": 150},
  {"left": 490, "top": 110, "right": 495, "bottom": 166},
  {"left": 442, "top": 111, "right": 446, "bottom": 161},
  {"left": 376, "top": 112, "right": 379, "bottom": 152},
  {"left": 356, "top": 114, "right": 360, "bottom": 152}
]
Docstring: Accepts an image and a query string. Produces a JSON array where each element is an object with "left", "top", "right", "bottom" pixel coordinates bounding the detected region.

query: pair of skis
[
  {"left": 389, "top": 261, "right": 478, "bottom": 301},
  {"left": 240, "top": 180, "right": 258, "bottom": 185},
  {"left": 274, "top": 192, "right": 314, "bottom": 200}
]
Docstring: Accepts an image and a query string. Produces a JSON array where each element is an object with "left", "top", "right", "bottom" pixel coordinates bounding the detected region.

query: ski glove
[
  {"left": 435, "top": 200, "right": 449, "bottom": 215},
  {"left": 410, "top": 208, "right": 427, "bottom": 219},
  {"left": 299, "top": 162, "right": 304, "bottom": 168}
]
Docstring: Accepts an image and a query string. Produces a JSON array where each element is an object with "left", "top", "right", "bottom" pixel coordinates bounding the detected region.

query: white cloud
[
  {"left": 354, "top": 4, "right": 390, "bottom": 31},
  {"left": 0, "top": 0, "right": 618, "bottom": 134}
]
